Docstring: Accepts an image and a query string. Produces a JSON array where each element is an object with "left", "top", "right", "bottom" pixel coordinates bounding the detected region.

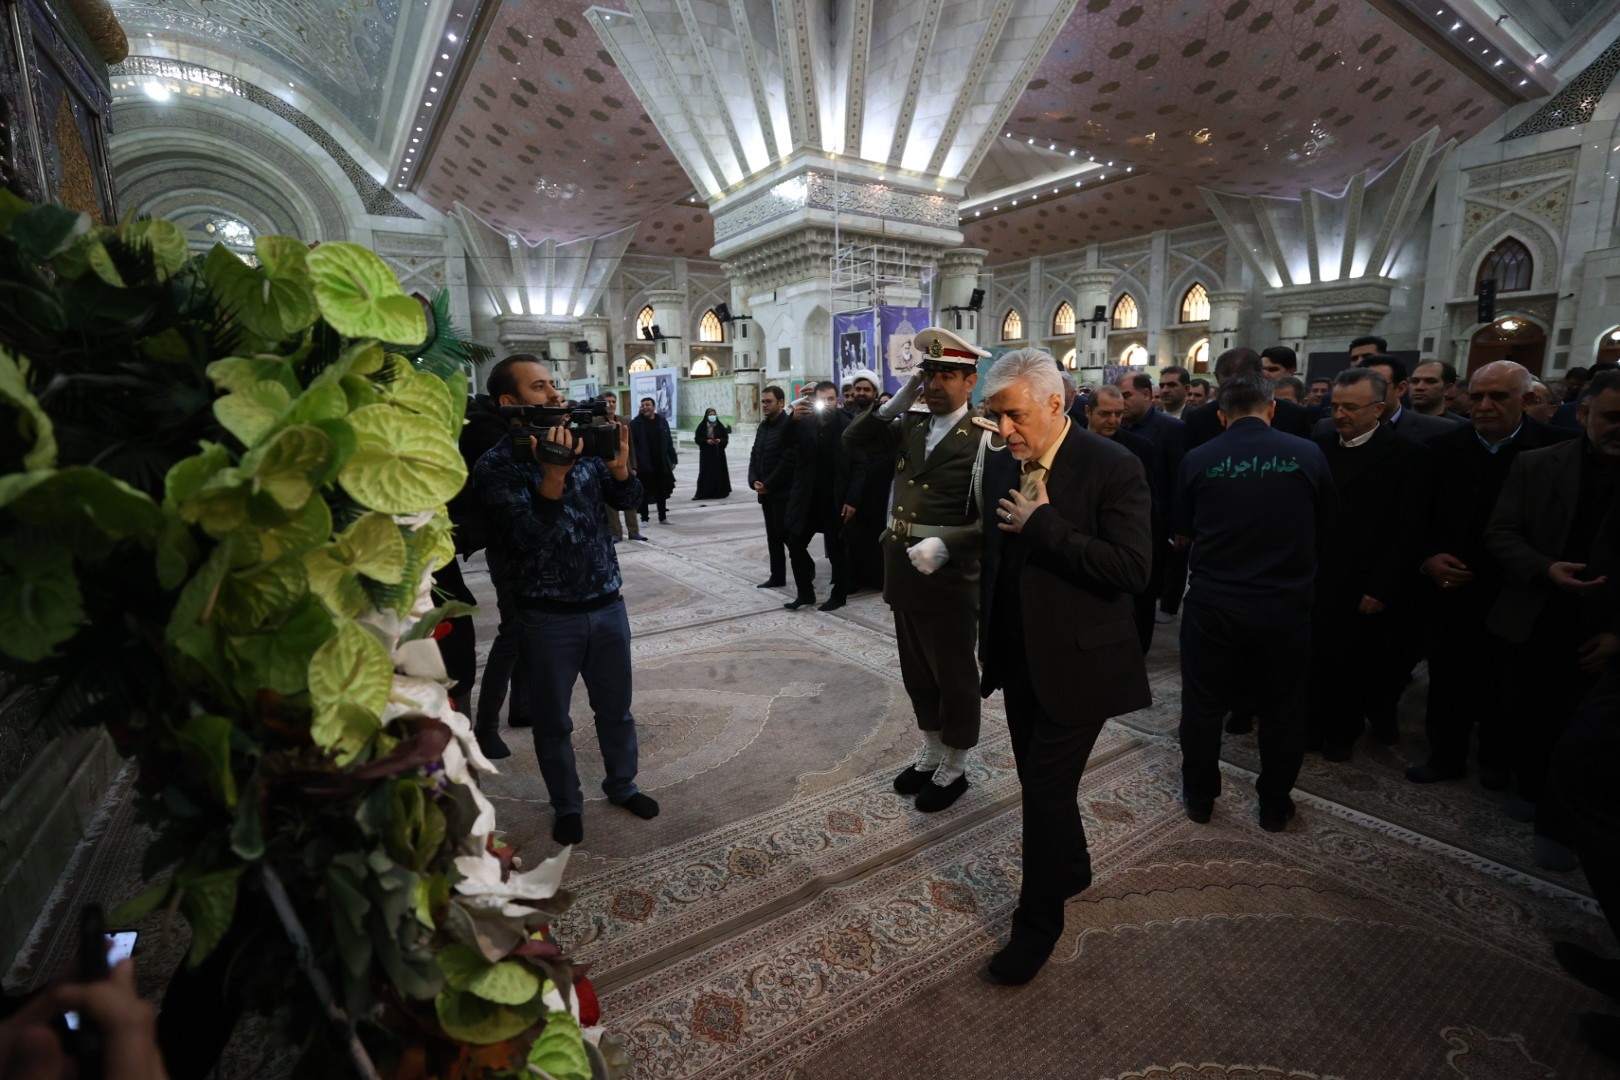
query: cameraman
[{"left": 472, "top": 360, "right": 660, "bottom": 847}]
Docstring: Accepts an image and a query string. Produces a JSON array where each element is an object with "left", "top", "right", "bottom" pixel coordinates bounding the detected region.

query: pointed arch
[
  {"left": 690, "top": 356, "right": 717, "bottom": 377},
  {"left": 1051, "top": 301, "right": 1076, "bottom": 337},
  {"left": 1111, "top": 293, "right": 1140, "bottom": 331},
  {"left": 628, "top": 355, "right": 654, "bottom": 373},
  {"left": 1180, "top": 282, "right": 1210, "bottom": 323},
  {"left": 1001, "top": 308, "right": 1024, "bottom": 342},
  {"left": 1475, "top": 237, "right": 1533, "bottom": 294},
  {"left": 1120, "top": 343, "right": 1148, "bottom": 366},
  {"left": 698, "top": 309, "right": 725, "bottom": 343},
  {"left": 1453, "top": 215, "right": 1559, "bottom": 299},
  {"left": 636, "top": 305, "right": 656, "bottom": 340}
]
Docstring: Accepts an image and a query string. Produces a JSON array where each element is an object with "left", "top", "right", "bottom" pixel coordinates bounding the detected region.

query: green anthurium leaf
[
  {"left": 435, "top": 943, "right": 489, "bottom": 989},
  {"left": 308, "top": 418, "right": 357, "bottom": 477},
  {"left": 85, "top": 240, "right": 125, "bottom": 287},
  {"left": 338, "top": 404, "right": 465, "bottom": 515},
  {"left": 398, "top": 600, "right": 477, "bottom": 642},
  {"left": 254, "top": 234, "right": 311, "bottom": 282},
  {"left": 229, "top": 780, "right": 264, "bottom": 860},
  {"left": 140, "top": 327, "right": 193, "bottom": 364},
  {"left": 387, "top": 370, "right": 459, "bottom": 432},
  {"left": 242, "top": 424, "right": 331, "bottom": 510},
  {"left": 337, "top": 512, "right": 407, "bottom": 584},
  {"left": 204, "top": 244, "right": 317, "bottom": 341},
  {"left": 214, "top": 379, "right": 291, "bottom": 448},
  {"left": 307, "top": 242, "right": 426, "bottom": 344},
  {"left": 206, "top": 356, "right": 301, "bottom": 397},
  {"left": 410, "top": 513, "right": 456, "bottom": 575},
  {"left": 0, "top": 535, "right": 83, "bottom": 663},
  {"left": 435, "top": 986, "right": 548, "bottom": 1045},
  {"left": 174, "top": 713, "right": 238, "bottom": 807},
  {"left": 183, "top": 472, "right": 251, "bottom": 539},
  {"left": 304, "top": 545, "right": 368, "bottom": 617},
  {"left": 411, "top": 874, "right": 447, "bottom": 930},
  {"left": 180, "top": 867, "right": 243, "bottom": 967},
  {"left": 218, "top": 555, "right": 306, "bottom": 632},
  {"left": 256, "top": 494, "right": 331, "bottom": 561},
  {"left": 4, "top": 467, "right": 162, "bottom": 562},
  {"left": 463, "top": 958, "right": 540, "bottom": 1006},
  {"left": 155, "top": 508, "right": 199, "bottom": 591},
  {"left": 164, "top": 443, "right": 232, "bottom": 510},
  {"left": 310, "top": 340, "right": 385, "bottom": 391},
  {"left": 283, "top": 381, "right": 348, "bottom": 426},
  {"left": 339, "top": 372, "right": 382, "bottom": 412},
  {"left": 127, "top": 219, "right": 190, "bottom": 280},
  {"left": 0, "top": 348, "right": 56, "bottom": 469},
  {"left": 6, "top": 203, "right": 88, "bottom": 261},
  {"left": 166, "top": 540, "right": 234, "bottom": 686},
  {"left": 528, "top": 1010, "right": 592, "bottom": 1080},
  {"left": 109, "top": 879, "right": 172, "bottom": 927},
  {"left": 309, "top": 619, "right": 391, "bottom": 762},
  {"left": 226, "top": 592, "right": 334, "bottom": 697}
]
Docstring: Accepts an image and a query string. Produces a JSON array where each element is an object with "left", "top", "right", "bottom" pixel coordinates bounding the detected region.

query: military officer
[{"left": 845, "top": 326, "right": 990, "bottom": 812}]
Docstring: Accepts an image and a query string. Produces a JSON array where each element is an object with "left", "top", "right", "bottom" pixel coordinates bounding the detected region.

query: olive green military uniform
[{"left": 844, "top": 406, "right": 984, "bottom": 749}]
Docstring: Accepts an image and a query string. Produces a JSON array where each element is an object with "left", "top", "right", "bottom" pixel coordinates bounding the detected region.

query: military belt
[{"left": 889, "top": 518, "right": 956, "bottom": 540}]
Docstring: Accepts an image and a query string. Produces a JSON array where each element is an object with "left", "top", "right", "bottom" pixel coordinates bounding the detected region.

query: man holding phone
[
  {"left": 473, "top": 359, "right": 658, "bottom": 848},
  {"left": 845, "top": 327, "right": 989, "bottom": 812}
]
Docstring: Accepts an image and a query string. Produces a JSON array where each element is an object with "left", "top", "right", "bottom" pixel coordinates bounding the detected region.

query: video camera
[{"left": 501, "top": 399, "right": 620, "bottom": 466}]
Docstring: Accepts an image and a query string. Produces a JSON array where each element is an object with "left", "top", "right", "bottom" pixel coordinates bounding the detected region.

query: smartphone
[{"left": 62, "top": 929, "right": 138, "bottom": 1031}]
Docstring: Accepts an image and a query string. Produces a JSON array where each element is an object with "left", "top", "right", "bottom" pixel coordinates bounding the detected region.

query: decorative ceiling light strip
[{"left": 396, "top": 0, "right": 490, "bottom": 193}]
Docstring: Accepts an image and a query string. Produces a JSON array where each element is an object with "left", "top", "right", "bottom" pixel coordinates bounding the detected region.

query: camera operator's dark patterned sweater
[{"left": 473, "top": 438, "right": 643, "bottom": 610}]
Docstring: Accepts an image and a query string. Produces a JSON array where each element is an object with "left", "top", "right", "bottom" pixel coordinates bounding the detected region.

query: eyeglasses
[{"left": 1330, "top": 400, "right": 1380, "bottom": 415}]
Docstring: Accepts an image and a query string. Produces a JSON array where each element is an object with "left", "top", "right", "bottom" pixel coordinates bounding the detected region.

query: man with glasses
[{"left": 846, "top": 327, "right": 990, "bottom": 813}]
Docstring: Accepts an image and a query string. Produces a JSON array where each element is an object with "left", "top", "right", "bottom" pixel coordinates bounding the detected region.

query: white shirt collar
[{"left": 1339, "top": 426, "right": 1378, "bottom": 448}]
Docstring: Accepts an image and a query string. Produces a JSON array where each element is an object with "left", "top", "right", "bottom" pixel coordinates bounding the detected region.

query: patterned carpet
[{"left": 7, "top": 447, "right": 1617, "bottom": 1078}]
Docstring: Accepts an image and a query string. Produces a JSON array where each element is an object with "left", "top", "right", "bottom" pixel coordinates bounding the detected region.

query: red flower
[{"left": 574, "top": 974, "right": 600, "bottom": 1027}]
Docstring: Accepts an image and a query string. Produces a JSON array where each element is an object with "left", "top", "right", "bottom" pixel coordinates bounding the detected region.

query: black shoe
[
  {"left": 1367, "top": 722, "right": 1399, "bottom": 746},
  {"left": 1579, "top": 1012, "right": 1620, "bottom": 1062},
  {"left": 1183, "top": 790, "right": 1214, "bottom": 824},
  {"left": 1259, "top": 798, "right": 1296, "bottom": 833},
  {"left": 508, "top": 712, "right": 533, "bottom": 729},
  {"left": 915, "top": 774, "right": 969, "bottom": 812},
  {"left": 1064, "top": 861, "right": 1094, "bottom": 898},
  {"left": 1405, "top": 763, "right": 1464, "bottom": 784},
  {"left": 553, "top": 813, "right": 583, "bottom": 846},
  {"left": 1555, "top": 943, "right": 1620, "bottom": 1002},
  {"left": 475, "top": 730, "right": 511, "bottom": 761},
  {"left": 613, "top": 792, "right": 660, "bottom": 820},
  {"left": 1478, "top": 767, "right": 1510, "bottom": 790},
  {"left": 783, "top": 595, "right": 815, "bottom": 610},
  {"left": 986, "top": 934, "right": 1054, "bottom": 985},
  {"left": 817, "top": 594, "right": 847, "bottom": 612},
  {"left": 893, "top": 766, "right": 933, "bottom": 795},
  {"left": 639, "top": 515, "right": 650, "bottom": 522},
  {"left": 658, "top": 513, "right": 668, "bottom": 523},
  {"left": 630, "top": 535, "right": 649, "bottom": 542},
  {"left": 1322, "top": 743, "right": 1353, "bottom": 763},
  {"left": 1225, "top": 713, "right": 1253, "bottom": 735},
  {"left": 756, "top": 578, "right": 787, "bottom": 588}
]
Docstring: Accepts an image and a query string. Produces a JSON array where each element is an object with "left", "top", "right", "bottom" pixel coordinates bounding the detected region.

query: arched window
[
  {"left": 1001, "top": 308, "right": 1024, "bottom": 341},
  {"left": 698, "top": 309, "right": 724, "bottom": 343},
  {"left": 690, "top": 356, "right": 717, "bottom": 377},
  {"left": 635, "top": 305, "right": 656, "bottom": 339},
  {"left": 1120, "top": 343, "right": 1148, "bottom": 367},
  {"left": 1060, "top": 349, "right": 1078, "bottom": 370},
  {"left": 1111, "top": 293, "right": 1140, "bottom": 330},
  {"left": 1051, "top": 301, "right": 1075, "bottom": 336},
  {"left": 1187, "top": 338, "right": 1210, "bottom": 374},
  {"left": 1476, "top": 237, "right": 1533, "bottom": 293},
  {"left": 628, "top": 355, "right": 654, "bottom": 373},
  {"left": 1180, "top": 283, "right": 1210, "bottom": 323}
]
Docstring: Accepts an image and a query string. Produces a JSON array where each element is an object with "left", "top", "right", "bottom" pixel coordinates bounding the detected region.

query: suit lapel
[{"left": 1040, "top": 424, "right": 1086, "bottom": 510}]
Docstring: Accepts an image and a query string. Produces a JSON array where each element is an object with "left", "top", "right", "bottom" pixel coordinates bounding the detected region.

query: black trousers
[
  {"left": 1003, "top": 653, "right": 1104, "bottom": 948},
  {"left": 1179, "top": 597, "right": 1309, "bottom": 808},
  {"left": 1496, "top": 625, "right": 1597, "bottom": 840},
  {"left": 893, "top": 609, "right": 980, "bottom": 749},
  {"left": 1307, "top": 601, "right": 1409, "bottom": 749},
  {"left": 1555, "top": 665, "right": 1620, "bottom": 943},
  {"left": 1160, "top": 543, "right": 1189, "bottom": 614},
  {"left": 760, "top": 498, "right": 787, "bottom": 583},
  {"left": 1422, "top": 595, "right": 1508, "bottom": 776},
  {"left": 475, "top": 544, "right": 529, "bottom": 732},
  {"left": 787, "top": 525, "right": 847, "bottom": 600},
  {"left": 638, "top": 496, "right": 667, "bottom": 521},
  {"left": 432, "top": 556, "right": 479, "bottom": 713}
]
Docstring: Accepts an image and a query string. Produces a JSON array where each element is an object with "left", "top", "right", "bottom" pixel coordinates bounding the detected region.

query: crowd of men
[{"left": 430, "top": 338, "right": 1619, "bottom": 1045}]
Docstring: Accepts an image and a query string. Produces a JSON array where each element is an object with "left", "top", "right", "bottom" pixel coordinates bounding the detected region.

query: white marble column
[
  {"left": 937, "top": 248, "right": 988, "bottom": 347},
  {"left": 1073, "top": 268, "right": 1119, "bottom": 372},
  {"left": 578, "top": 315, "right": 611, "bottom": 386},
  {"left": 646, "top": 288, "right": 687, "bottom": 370},
  {"left": 1207, "top": 290, "right": 1246, "bottom": 356}
]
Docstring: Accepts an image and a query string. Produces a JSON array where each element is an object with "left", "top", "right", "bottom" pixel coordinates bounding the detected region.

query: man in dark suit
[
  {"left": 1307, "top": 368, "right": 1431, "bottom": 760},
  {"left": 1177, "top": 373, "right": 1336, "bottom": 831},
  {"left": 1311, "top": 355, "right": 1453, "bottom": 444},
  {"left": 841, "top": 370, "right": 892, "bottom": 593},
  {"left": 1407, "top": 360, "right": 1580, "bottom": 786},
  {"left": 1090, "top": 385, "right": 1167, "bottom": 651},
  {"left": 782, "top": 381, "right": 866, "bottom": 611},
  {"left": 978, "top": 348, "right": 1153, "bottom": 985},
  {"left": 846, "top": 327, "right": 991, "bottom": 812},
  {"left": 1482, "top": 370, "right": 1620, "bottom": 867},
  {"left": 1409, "top": 361, "right": 1471, "bottom": 424},
  {"left": 747, "top": 386, "right": 796, "bottom": 588},
  {"left": 1182, "top": 348, "right": 1314, "bottom": 451}
]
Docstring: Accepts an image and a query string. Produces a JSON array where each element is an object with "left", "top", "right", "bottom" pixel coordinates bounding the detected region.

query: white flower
[{"left": 452, "top": 846, "right": 570, "bottom": 918}]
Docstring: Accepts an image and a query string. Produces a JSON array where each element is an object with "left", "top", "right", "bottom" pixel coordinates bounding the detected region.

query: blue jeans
[{"left": 517, "top": 600, "right": 640, "bottom": 815}]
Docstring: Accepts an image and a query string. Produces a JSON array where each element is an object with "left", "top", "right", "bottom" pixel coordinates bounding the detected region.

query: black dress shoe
[
  {"left": 756, "top": 578, "right": 787, "bottom": 589},
  {"left": 915, "top": 774, "right": 968, "bottom": 812},
  {"left": 475, "top": 731, "right": 511, "bottom": 761},
  {"left": 987, "top": 935, "right": 1054, "bottom": 985},
  {"left": 1225, "top": 713, "right": 1254, "bottom": 735},
  {"left": 1556, "top": 942, "right": 1620, "bottom": 1002},
  {"left": 1183, "top": 790, "right": 1213, "bottom": 824},
  {"left": 893, "top": 766, "right": 933, "bottom": 795},
  {"left": 1405, "top": 763, "right": 1464, "bottom": 784},
  {"left": 817, "top": 593, "right": 847, "bottom": 612},
  {"left": 783, "top": 595, "right": 815, "bottom": 610},
  {"left": 1259, "top": 798, "right": 1296, "bottom": 833},
  {"left": 553, "top": 813, "right": 583, "bottom": 846}
]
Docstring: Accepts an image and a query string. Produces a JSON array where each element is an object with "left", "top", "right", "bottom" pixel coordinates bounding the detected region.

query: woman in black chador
[{"left": 692, "top": 408, "right": 732, "bottom": 500}]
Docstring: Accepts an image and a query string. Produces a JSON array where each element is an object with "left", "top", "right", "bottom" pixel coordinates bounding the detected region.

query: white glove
[
  {"left": 878, "top": 372, "right": 924, "bottom": 418},
  {"left": 907, "top": 536, "right": 950, "bottom": 575}
]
